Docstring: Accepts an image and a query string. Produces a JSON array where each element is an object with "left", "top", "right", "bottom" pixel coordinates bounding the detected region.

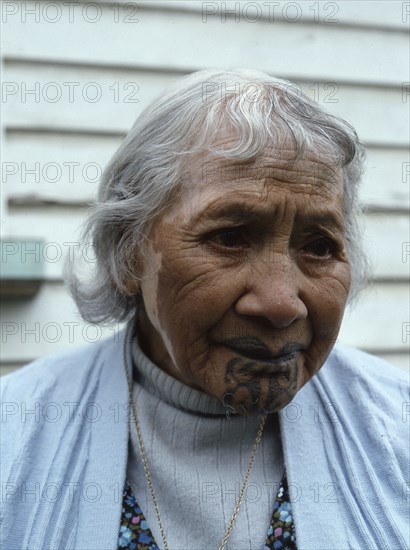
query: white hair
[{"left": 67, "top": 68, "right": 370, "bottom": 324}]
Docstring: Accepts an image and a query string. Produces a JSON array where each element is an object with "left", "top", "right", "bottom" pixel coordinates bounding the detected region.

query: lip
[{"left": 222, "top": 336, "right": 306, "bottom": 364}]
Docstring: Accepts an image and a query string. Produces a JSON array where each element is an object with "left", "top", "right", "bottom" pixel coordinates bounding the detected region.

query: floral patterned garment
[{"left": 118, "top": 472, "right": 297, "bottom": 550}]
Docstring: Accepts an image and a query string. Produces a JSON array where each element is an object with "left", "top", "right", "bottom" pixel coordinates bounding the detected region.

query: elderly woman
[{"left": 1, "top": 69, "right": 408, "bottom": 550}]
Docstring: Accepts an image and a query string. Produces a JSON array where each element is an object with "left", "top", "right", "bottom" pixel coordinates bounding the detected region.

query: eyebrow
[
  {"left": 192, "top": 203, "right": 263, "bottom": 225},
  {"left": 191, "top": 202, "right": 345, "bottom": 232},
  {"left": 298, "top": 213, "right": 345, "bottom": 233}
]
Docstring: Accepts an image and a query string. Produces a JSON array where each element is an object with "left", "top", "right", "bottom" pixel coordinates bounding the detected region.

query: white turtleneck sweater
[{"left": 127, "top": 336, "right": 285, "bottom": 550}]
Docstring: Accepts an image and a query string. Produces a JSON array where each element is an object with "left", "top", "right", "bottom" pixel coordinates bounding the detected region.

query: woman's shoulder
[
  {"left": 314, "top": 344, "right": 408, "bottom": 425},
  {"left": 285, "top": 345, "right": 408, "bottom": 550},
  {"left": 1, "top": 332, "right": 123, "bottom": 401},
  {"left": 1, "top": 330, "right": 128, "bottom": 480},
  {"left": 1, "top": 332, "right": 129, "bottom": 550},
  {"left": 325, "top": 343, "right": 408, "bottom": 389}
]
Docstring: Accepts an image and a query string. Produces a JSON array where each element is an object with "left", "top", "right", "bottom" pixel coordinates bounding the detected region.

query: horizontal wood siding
[{"left": 3, "top": 3, "right": 408, "bottom": 85}]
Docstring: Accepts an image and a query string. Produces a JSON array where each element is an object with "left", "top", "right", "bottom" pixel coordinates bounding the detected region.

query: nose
[{"left": 234, "top": 254, "right": 308, "bottom": 328}]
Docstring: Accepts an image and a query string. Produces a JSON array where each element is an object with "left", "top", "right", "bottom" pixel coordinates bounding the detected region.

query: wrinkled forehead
[
  {"left": 180, "top": 143, "right": 344, "bottom": 200},
  {"left": 151, "top": 146, "right": 345, "bottom": 232}
]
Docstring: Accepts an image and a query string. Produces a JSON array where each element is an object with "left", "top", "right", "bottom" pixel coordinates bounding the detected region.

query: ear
[{"left": 111, "top": 250, "right": 143, "bottom": 297}]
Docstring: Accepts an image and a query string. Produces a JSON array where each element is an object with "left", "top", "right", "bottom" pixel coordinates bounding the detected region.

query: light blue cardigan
[{"left": 1, "top": 330, "right": 409, "bottom": 550}]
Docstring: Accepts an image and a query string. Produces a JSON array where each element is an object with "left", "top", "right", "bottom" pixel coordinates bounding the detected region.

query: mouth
[{"left": 223, "top": 336, "right": 306, "bottom": 365}]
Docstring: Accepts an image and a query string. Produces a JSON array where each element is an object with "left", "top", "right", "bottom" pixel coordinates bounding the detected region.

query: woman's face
[{"left": 136, "top": 144, "right": 351, "bottom": 415}]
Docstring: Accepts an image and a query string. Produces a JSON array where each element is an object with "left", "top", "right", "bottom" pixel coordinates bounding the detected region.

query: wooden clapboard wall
[{"left": 1, "top": 0, "right": 409, "bottom": 375}]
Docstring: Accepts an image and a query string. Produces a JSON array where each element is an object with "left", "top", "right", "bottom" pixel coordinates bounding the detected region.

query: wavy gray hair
[{"left": 67, "top": 68, "right": 370, "bottom": 324}]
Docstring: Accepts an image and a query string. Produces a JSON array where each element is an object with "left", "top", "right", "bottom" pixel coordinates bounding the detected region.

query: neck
[{"left": 131, "top": 318, "right": 229, "bottom": 416}]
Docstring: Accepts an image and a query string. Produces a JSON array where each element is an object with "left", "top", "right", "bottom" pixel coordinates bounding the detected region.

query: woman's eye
[
  {"left": 209, "top": 228, "right": 247, "bottom": 248},
  {"left": 304, "top": 237, "right": 336, "bottom": 258}
]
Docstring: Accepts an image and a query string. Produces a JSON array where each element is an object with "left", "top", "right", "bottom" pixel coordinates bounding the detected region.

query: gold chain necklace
[{"left": 123, "top": 329, "right": 267, "bottom": 550}]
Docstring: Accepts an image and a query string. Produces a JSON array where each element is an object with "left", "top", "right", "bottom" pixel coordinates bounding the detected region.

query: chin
[
  {"left": 215, "top": 351, "right": 301, "bottom": 415},
  {"left": 220, "top": 378, "right": 299, "bottom": 416}
]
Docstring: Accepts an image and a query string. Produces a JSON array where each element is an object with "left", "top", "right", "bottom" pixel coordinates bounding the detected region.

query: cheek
[
  {"left": 156, "top": 261, "right": 245, "bottom": 371},
  {"left": 154, "top": 259, "right": 210, "bottom": 355},
  {"left": 307, "top": 267, "right": 351, "bottom": 351}
]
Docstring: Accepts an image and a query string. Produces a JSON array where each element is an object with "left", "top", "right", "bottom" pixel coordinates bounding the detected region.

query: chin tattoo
[{"left": 221, "top": 357, "right": 298, "bottom": 415}]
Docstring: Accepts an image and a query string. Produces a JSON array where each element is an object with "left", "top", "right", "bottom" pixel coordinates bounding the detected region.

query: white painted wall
[{"left": 1, "top": 1, "right": 409, "bottom": 374}]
